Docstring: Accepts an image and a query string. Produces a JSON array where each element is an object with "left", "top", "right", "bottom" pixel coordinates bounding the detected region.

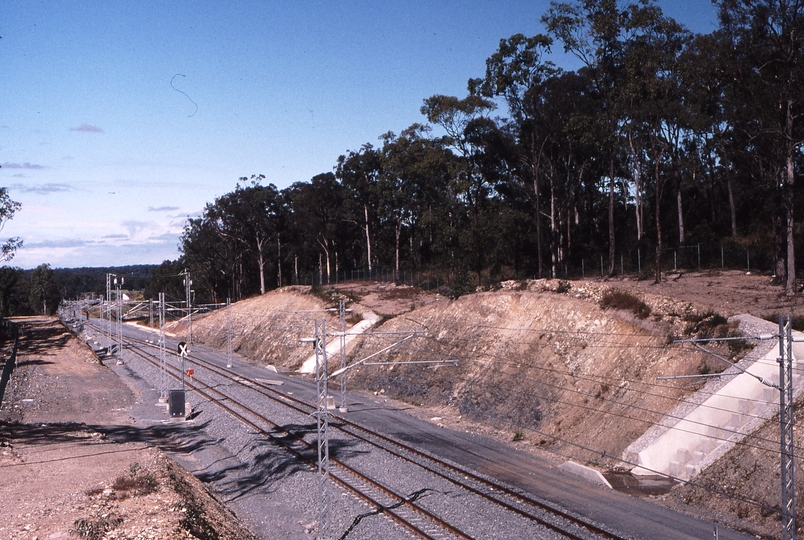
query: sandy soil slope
[{"left": 181, "top": 271, "right": 803, "bottom": 538}]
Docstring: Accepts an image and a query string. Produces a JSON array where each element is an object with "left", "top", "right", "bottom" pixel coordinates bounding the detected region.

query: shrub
[
  {"left": 72, "top": 515, "right": 124, "bottom": 539},
  {"left": 599, "top": 289, "right": 651, "bottom": 319},
  {"left": 449, "top": 270, "right": 475, "bottom": 299},
  {"left": 684, "top": 310, "right": 730, "bottom": 338}
]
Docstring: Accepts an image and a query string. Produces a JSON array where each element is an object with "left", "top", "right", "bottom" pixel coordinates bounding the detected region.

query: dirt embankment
[
  {"left": 174, "top": 271, "right": 803, "bottom": 538},
  {"left": 180, "top": 286, "right": 341, "bottom": 368},
  {"left": 344, "top": 280, "right": 716, "bottom": 466},
  {"left": 182, "top": 275, "right": 751, "bottom": 466},
  {"left": 180, "top": 271, "right": 803, "bottom": 538}
]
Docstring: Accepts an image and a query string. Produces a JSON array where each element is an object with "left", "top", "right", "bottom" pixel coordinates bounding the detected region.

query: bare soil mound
[
  {"left": 180, "top": 286, "right": 339, "bottom": 369},
  {"left": 345, "top": 282, "right": 713, "bottom": 466},
  {"left": 173, "top": 272, "right": 800, "bottom": 538}
]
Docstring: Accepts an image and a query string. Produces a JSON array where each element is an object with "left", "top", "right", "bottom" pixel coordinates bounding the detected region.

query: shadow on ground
[
  {"left": 0, "top": 418, "right": 365, "bottom": 504},
  {"left": 17, "top": 322, "right": 72, "bottom": 356}
]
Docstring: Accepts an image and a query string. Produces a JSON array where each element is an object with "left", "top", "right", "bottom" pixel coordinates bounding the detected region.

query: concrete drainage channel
[{"left": 623, "top": 314, "right": 796, "bottom": 483}]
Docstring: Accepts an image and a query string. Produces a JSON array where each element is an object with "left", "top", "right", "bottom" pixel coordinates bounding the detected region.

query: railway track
[{"left": 80, "top": 320, "right": 625, "bottom": 540}]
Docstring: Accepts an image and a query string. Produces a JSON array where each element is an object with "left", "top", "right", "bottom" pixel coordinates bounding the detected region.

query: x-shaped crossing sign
[{"left": 178, "top": 341, "right": 189, "bottom": 357}]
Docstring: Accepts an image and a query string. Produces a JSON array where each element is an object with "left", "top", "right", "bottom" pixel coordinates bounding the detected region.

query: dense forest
[
  {"left": 162, "top": 0, "right": 804, "bottom": 303},
  {"left": 4, "top": 0, "right": 804, "bottom": 313},
  {"left": 0, "top": 265, "right": 155, "bottom": 317}
]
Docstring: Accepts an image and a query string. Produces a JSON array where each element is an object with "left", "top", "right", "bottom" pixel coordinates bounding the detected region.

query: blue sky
[{"left": 0, "top": 1, "right": 718, "bottom": 269}]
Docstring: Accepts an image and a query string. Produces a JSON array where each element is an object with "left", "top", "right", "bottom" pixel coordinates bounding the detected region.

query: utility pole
[
  {"left": 106, "top": 273, "right": 114, "bottom": 345},
  {"left": 338, "top": 299, "right": 347, "bottom": 411},
  {"left": 159, "top": 292, "right": 167, "bottom": 402},
  {"left": 303, "top": 320, "right": 452, "bottom": 540},
  {"left": 313, "top": 319, "right": 331, "bottom": 540},
  {"left": 115, "top": 275, "right": 123, "bottom": 363},
  {"left": 226, "top": 298, "right": 233, "bottom": 368},
  {"left": 779, "top": 315, "right": 796, "bottom": 540},
  {"left": 182, "top": 269, "right": 193, "bottom": 344}
]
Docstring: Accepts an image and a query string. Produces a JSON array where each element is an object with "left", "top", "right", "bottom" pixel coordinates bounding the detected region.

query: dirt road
[{"left": 0, "top": 318, "right": 254, "bottom": 540}]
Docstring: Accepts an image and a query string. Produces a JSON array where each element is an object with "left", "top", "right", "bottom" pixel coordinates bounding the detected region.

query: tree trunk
[
  {"left": 775, "top": 210, "right": 786, "bottom": 279},
  {"left": 677, "top": 184, "right": 685, "bottom": 245},
  {"left": 653, "top": 143, "right": 666, "bottom": 285},
  {"left": 608, "top": 156, "right": 616, "bottom": 276},
  {"left": 532, "top": 134, "right": 543, "bottom": 278},
  {"left": 364, "top": 204, "right": 372, "bottom": 272},
  {"left": 724, "top": 161, "right": 738, "bottom": 237},
  {"left": 395, "top": 217, "right": 401, "bottom": 281},
  {"left": 317, "top": 237, "right": 331, "bottom": 285},
  {"left": 550, "top": 172, "right": 557, "bottom": 279},
  {"left": 785, "top": 98, "right": 796, "bottom": 296},
  {"left": 256, "top": 236, "right": 265, "bottom": 295},
  {"left": 785, "top": 151, "right": 796, "bottom": 295},
  {"left": 276, "top": 233, "right": 282, "bottom": 288},
  {"left": 628, "top": 129, "right": 644, "bottom": 241}
]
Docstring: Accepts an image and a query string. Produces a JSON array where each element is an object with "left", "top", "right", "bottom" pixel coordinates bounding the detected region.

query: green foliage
[
  {"left": 143, "top": 260, "right": 185, "bottom": 302},
  {"left": 449, "top": 270, "right": 475, "bottom": 299},
  {"left": 599, "top": 289, "right": 651, "bottom": 319},
  {"left": 28, "top": 264, "right": 59, "bottom": 315},
  {"left": 684, "top": 310, "right": 730, "bottom": 338},
  {"left": 0, "top": 186, "right": 21, "bottom": 263},
  {"left": 154, "top": 1, "right": 804, "bottom": 303}
]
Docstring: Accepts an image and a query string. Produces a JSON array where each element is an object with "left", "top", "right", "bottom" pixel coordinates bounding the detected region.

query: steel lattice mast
[
  {"left": 159, "top": 292, "right": 167, "bottom": 401},
  {"left": 779, "top": 315, "right": 796, "bottom": 540},
  {"left": 314, "top": 319, "right": 331, "bottom": 540}
]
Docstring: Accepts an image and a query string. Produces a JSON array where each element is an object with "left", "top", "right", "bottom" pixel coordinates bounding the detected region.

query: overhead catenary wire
[
  {"left": 349, "top": 336, "right": 798, "bottom": 455},
  {"left": 370, "top": 361, "right": 789, "bottom": 457}
]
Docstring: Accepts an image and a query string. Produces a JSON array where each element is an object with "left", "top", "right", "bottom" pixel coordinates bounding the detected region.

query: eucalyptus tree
[
  {"left": 678, "top": 31, "right": 739, "bottom": 239},
  {"left": 287, "top": 173, "right": 349, "bottom": 285},
  {"left": 378, "top": 124, "right": 457, "bottom": 277},
  {"left": 543, "top": 0, "right": 633, "bottom": 275},
  {"left": 210, "top": 176, "right": 284, "bottom": 296},
  {"left": 621, "top": 3, "right": 691, "bottom": 283},
  {"left": 421, "top": 95, "right": 511, "bottom": 279},
  {"left": 336, "top": 143, "right": 383, "bottom": 273},
  {"left": 28, "top": 263, "right": 59, "bottom": 315},
  {"left": 181, "top": 212, "right": 243, "bottom": 302},
  {"left": 716, "top": 0, "right": 804, "bottom": 295},
  {"left": 469, "top": 33, "right": 560, "bottom": 276},
  {"left": 532, "top": 70, "right": 601, "bottom": 277}
]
